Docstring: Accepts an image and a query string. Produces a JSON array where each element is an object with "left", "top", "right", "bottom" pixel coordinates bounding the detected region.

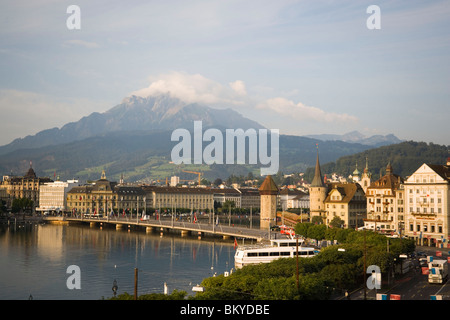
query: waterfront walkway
[{"left": 43, "top": 215, "right": 271, "bottom": 241}]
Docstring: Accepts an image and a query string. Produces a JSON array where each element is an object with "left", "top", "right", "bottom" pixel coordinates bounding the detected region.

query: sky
[{"left": 0, "top": 0, "right": 449, "bottom": 146}]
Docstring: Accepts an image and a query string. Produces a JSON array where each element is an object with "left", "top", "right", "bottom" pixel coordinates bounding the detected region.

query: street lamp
[{"left": 112, "top": 279, "right": 118, "bottom": 297}]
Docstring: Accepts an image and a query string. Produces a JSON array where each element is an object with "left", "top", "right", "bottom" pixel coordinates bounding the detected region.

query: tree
[
  {"left": 329, "top": 216, "right": 345, "bottom": 228},
  {"left": 311, "top": 216, "right": 324, "bottom": 225},
  {"left": 12, "top": 198, "right": 34, "bottom": 214},
  {"left": 222, "top": 200, "right": 235, "bottom": 212}
]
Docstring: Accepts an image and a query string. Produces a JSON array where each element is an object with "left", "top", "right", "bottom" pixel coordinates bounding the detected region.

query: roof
[
  {"left": 24, "top": 167, "right": 37, "bottom": 179},
  {"left": 325, "top": 183, "right": 364, "bottom": 204},
  {"left": 310, "top": 151, "right": 325, "bottom": 188},
  {"left": 280, "top": 187, "right": 307, "bottom": 196},
  {"left": 142, "top": 186, "right": 213, "bottom": 194},
  {"left": 368, "top": 163, "right": 404, "bottom": 190},
  {"left": 259, "top": 175, "right": 279, "bottom": 195},
  {"left": 427, "top": 164, "right": 450, "bottom": 182}
]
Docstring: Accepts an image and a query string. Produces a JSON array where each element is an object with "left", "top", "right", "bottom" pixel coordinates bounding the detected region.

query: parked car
[{"left": 419, "top": 258, "right": 428, "bottom": 267}]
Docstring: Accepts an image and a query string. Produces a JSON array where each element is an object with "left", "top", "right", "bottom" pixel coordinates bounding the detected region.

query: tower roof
[
  {"left": 259, "top": 175, "right": 279, "bottom": 195},
  {"left": 310, "top": 148, "right": 325, "bottom": 188}
]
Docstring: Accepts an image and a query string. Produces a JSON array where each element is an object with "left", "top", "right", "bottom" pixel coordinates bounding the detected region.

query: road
[{"left": 346, "top": 246, "right": 450, "bottom": 300}]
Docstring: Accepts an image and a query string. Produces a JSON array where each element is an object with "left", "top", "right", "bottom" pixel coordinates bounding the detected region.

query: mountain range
[
  {"left": 0, "top": 93, "right": 442, "bottom": 183},
  {"left": 305, "top": 131, "right": 403, "bottom": 147}
]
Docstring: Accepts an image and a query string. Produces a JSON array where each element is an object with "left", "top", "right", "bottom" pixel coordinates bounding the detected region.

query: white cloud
[
  {"left": 131, "top": 72, "right": 358, "bottom": 125},
  {"left": 229, "top": 80, "right": 247, "bottom": 96},
  {"left": 130, "top": 71, "right": 248, "bottom": 106},
  {"left": 62, "top": 40, "right": 100, "bottom": 49},
  {"left": 256, "top": 97, "right": 358, "bottom": 123}
]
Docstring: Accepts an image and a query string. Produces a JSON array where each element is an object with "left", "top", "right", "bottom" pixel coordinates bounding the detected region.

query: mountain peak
[{"left": 0, "top": 93, "right": 264, "bottom": 155}]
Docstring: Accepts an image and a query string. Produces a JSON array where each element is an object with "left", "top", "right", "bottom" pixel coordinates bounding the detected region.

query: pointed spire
[
  {"left": 386, "top": 162, "right": 393, "bottom": 175},
  {"left": 311, "top": 145, "right": 325, "bottom": 188}
]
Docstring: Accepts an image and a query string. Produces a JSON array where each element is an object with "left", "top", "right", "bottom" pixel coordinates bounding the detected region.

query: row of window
[
  {"left": 246, "top": 251, "right": 314, "bottom": 257},
  {"left": 409, "top": 207, "right": 442, "bottom": 214},
  {"left": 409, "top": 197, "right": 442, "bottom": 204},
  {"left": 409, "top": 224, "right": 443, "bottom": 234}
]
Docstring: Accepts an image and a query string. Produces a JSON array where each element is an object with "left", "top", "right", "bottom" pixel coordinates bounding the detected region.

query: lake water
[{"left": 0, "top": 221, "right": 238, "bottom": 300}]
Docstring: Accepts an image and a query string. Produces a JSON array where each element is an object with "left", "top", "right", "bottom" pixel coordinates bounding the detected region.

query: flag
[{"left": 234, "top": 238, "right": 238, "bottom": 249}]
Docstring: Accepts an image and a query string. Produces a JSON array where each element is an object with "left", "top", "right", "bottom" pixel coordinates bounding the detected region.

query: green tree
[
  {"left": 329, "top": 216, "right": 345, "bottom": 228},
  {"left": 12, "top": 198, "right": 34, "bottom": 214}
]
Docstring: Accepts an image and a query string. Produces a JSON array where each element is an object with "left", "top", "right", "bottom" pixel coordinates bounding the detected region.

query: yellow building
[
  {"left": 142, "top": 186, "right": 214, "bottom": 211},
  {"left": 0, "top": 164, "right": 52, "bottom": 210},
  {"left": 66, "top": 171, "right": 145, "bottom": 215},
  {"left": 324, "top": 182, "right": 366, "bottom": 229}
]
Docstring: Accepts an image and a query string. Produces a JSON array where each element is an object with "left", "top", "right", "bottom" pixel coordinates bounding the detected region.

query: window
[{"left": 269, "top": 252, "right": 280, "bottom": 256}]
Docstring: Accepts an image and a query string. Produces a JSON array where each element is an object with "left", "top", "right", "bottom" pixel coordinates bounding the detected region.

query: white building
[
  {"left": 170, "top": 176, "right": 180, "bottom": 187},
  {"left": 38, "top": 180, "right": 79, "bottom": 213},
  {"left": 404, "top": 159, "right": 450, "bottom": 247}
]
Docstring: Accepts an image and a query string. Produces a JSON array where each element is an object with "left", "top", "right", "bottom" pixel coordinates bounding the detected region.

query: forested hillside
[{"left": 304, "top": 141, "right": 449, "bottom": 182}]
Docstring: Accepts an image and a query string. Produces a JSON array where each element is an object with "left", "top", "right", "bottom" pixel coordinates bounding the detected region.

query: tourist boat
[{"left": 234, "top": 237, "right": 316, "bottom": 269}]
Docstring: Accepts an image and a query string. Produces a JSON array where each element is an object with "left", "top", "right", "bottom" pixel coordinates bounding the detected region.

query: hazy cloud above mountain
[
  {"left": 131, "top": 71, "right": 358, "bottom": 127},
  {"left": 131, "top": 72, "right": 249, "bottom": 107},
  {"left": 256, "top": 97, "right": 358, "bottom": 123}
]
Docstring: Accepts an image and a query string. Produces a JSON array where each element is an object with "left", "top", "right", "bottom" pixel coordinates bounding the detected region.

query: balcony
[{"left": 410, "top": 211, "right": 436, "bottom": 218}]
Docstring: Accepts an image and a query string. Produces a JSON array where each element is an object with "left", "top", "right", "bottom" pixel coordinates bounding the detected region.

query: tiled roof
[{"left": 258, "top": 175, "right": 279, "bottom": 195}]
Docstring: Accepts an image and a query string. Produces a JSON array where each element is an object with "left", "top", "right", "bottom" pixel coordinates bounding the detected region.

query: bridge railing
[{"left": 59, "top": 215, "right": 269, "bottom": 240}]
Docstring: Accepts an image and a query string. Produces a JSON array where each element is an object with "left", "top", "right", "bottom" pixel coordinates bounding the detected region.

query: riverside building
[
  {"left": 0, "top": 164, "right": 52, "bottom": 210},
  {"left": 37, "top": 179, "right": 79, "bottom": 214}
]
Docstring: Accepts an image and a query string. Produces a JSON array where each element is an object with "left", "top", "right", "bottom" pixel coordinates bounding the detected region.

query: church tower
[
  {"left": 309, "top": 147, "right": 327, "bottom": 221},
  {"left": 259, "top": 175, "right": 279, "bottom": 230},
  {"left": 360, "top": 157, "right": 372, "bottom": 194}
]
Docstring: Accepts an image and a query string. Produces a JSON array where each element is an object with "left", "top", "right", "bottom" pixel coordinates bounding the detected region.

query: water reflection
[{"left": 0, "top": 222, "right": 235, "bottom": 300}]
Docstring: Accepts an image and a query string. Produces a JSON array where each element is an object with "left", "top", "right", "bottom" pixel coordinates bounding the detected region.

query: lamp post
[{"left": 112, "top": 279, "right": 118, "bottom": 297}]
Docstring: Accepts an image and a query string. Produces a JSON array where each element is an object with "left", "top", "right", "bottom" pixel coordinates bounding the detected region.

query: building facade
[
  {"left": 364, "top": 163, "right": 404, "bottom": 235},
  {"left": 404, "top": 160, "right": 450, "bottom": 247},
  {"left": 0, "top": 165, "right": 53, "bottom": 210},
  {"left": 211, "top": 187, "right": 242, "bottom": 208},
  {"left": 324, "top": 182, "right": 366, "bottom": 229},
  {"left": 142, "top": 186, "right": 214, "bottom": 211},
  {"left": 279, "top": 187, "right": 309, "bottom": 210},
  {"left": 67, "top": 172, "right": 147, "bottom": 216},
  {"left": 38, "top": 180, "right": 79, "bottom": 213}
]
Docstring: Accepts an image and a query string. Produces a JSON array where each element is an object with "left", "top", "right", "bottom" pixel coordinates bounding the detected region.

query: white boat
[{"left": 234, "top": 238, "right": 316, "bottom": 269}]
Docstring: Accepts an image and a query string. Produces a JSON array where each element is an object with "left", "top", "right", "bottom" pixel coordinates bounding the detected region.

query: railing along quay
[{"left": 43, "top": 216, "right": 269, "bottom": 241}]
